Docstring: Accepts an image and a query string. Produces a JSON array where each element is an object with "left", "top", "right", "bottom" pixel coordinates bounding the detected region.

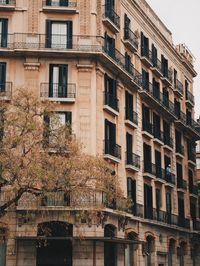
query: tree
[{"left": 0, "top": 89, "right": 124, "bottom": 217}]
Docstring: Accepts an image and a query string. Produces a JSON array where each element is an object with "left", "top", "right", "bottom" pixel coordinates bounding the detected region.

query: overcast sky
[{"left": 146, "top": 0, "right": 200, "bottom": 118}]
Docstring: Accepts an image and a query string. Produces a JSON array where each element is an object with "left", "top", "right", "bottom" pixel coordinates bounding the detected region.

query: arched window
[
  {"left": 36, "top": 221, "right": 73, "bottom": 266},
  {"left": 104, "top": 224, "right": 117, "bottom": 266},
  {"left": 144, "top": 235, "right": 155, "bottom": 266}
]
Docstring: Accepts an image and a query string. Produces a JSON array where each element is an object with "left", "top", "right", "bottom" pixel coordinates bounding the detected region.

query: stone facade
[{"left": 0, "top": 0, "right": 200, "bottom": 265}]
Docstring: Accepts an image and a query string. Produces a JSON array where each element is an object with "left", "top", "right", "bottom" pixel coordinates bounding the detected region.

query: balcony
[
  {"left": 151, "top": 58, "right": 163, "bottom": 77},
  {"left": 189, "top": 185, "right": 198, "bottom": 197},
  {"left": 178, "top": 217, "right": 190, "bottom": 229},
  {"left": 125, "top": 108, "right": 138, "bottom": 128},
  {"left": 173, "top": 79, "right": 184, "bottom": 97},
  {"left": 153, "top": 127, "right": 164, "bottom": 145},
  {"left": 102, "top": 5, "right": 120, "bottom": 33},
  {"left": 42, "top": 0, "right": 77, "bottom": 13},
  {"left": 165, "top": 173, "right": 176, "bottom": 186},
  {"left": 186, "top": 90, "right": 195, "bottom": 107},
  {"left": 174, "top": 111, "right": 200, "bottom": 140},
  {"left": 176, "top": 145, "right": 184, "bottom": 158},
  {"left": 40, "top": 83, "right": 76, "bottom": 102},
  {"left": 125, "top": 152, "right": 140, "bottom": 172},
  {"left": 0, "top": 0, "right": 15, "bottom": 10},
  {"left": 104, "top": 140, "right": 121, "bottom": 162},
  {"left": 188, "top": 150, "right": 196, "bottom": 166},
  {"left": 142, "top": 121, "right": 153, "bottom": 138},
  {"left": 143, "top": 162, "right": 156, "bottom": 179},
  {"left": 140, "top": 82, "right": 176, "bottom": 120},
  {"left": 177, "top": 178, "right": 187, "bottom": 191},
  {"left": 141, "top": 49, "right": 153, "bottom": 67},
  {"left": 163, "top": 135, "right": 173, "bottom": 150},
  {"left": 103, "top": 91, "right": 119, "bottom": 115},
  {"left": 123, "top": 28, "right": 138, "bottom": 53},
  {"left": 161, "top": 69, "right": 172, "bottom": 86},
  {"left": 0, "top": 82, "right": 12, "bottom": 100}
]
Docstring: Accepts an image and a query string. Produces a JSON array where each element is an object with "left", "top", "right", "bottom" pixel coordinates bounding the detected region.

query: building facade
[{"left": 0, "top": 0, "right": 200, "bottom": 265}]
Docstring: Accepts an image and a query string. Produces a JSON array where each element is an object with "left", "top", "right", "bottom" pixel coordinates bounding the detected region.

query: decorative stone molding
[
  {"left": 77, "top": 64, "right": 93, "bottom": 72},
  {"left": 24, "top": 62, "right": 40, "bottom": 71}
]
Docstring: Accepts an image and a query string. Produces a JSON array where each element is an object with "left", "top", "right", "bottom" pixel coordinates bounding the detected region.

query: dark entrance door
[{"left": 36, "top": 221, "right": 73, "bottom": 266}]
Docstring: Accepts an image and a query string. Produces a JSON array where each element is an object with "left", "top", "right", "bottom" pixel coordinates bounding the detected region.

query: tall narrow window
[
  {"left": 152, "top": 78, "right": 160, "bottom": 100},
  {"left": 49, "top": 64, "right": 68, "bottom": 98},
  {"left": 105, "top": 119, "right": 117, "bottom": 157},
  {"left": 155, "top": 150, "right": 161, "bottom": 178},
  {"left": 126, "top": 132, "right": 133, "bottom": 164},
  {"left": 0, "top": 19, "right": 8, "bottom": 48},
  {"left": 178, "top": 195, "right": 185, "bottom": 227},
  {"left": 153, "top": 113, "right": 161, "bottom": 140},
  {"left": 125, "top": 91, "right": 134, "bottom": 122},
  {"left": 151, "top": 44, "right": 157, "bottom": 66},
  {"left": 161, "top": 55, "right": 168, "bottom": 77},
  {"left": 141, "top": 32, "right": 149, "bottom": 57},
  {"left": 0, "top": 62, "right": 6, "bottom": 92},
  {"left": 46, "top": 20, "right": 72, "bottom": 49},
  {"left": 104, "top": 74, "right": 118, "bottom": 111},
  {"left": 142, "top": 69, "right": 149, "bottom": 90},
  {"left": 127, "top": 178, "right": 136, "bottom": 214},
  {"left": 166, "top": 192, "right": 172, "bottom": 224},
  {"left": 124, "top": 14, "right": 131, "bottom": 39},
  {"left": 104, "top": 224, "right": 117, "bottom": 266},
  {"left": 125, "top": 52, "right": 132, "bottom": 74},
  {"left": 104, "top": 32, "right": 115, "bottom": 59},
  {"left": 143, "top": 143, "right": 152, "bottom": 173},
  {"left": 144, "top": 184, "right": 153, "bottom": 219}
]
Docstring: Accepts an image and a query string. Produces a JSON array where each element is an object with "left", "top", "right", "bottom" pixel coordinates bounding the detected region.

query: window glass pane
[{"left": 51, "top": 23, "right": 67, "bottom": 48}]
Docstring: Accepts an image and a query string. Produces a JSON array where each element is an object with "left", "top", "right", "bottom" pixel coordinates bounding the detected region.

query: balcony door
[
  {"left": 127, "top": 178, "right": 136, "bottom": 215},
  {"left": 125, "top": 91, "right": 133, "bottom": 121},
  {"left": 153, "top": 113, "right": 161, "bottom": 139},
  {"left": 0, "top": 19, "right": 8, "bottom": 48},
  {"left": 0, "top": 62, "right": 6, "bottom": 92},
  {"left": 126, "top": 132, "right": 133, "bottom": 164},
  {"left": 178, "top": 196, "right": 185, "bottom": 226},
  {"left": 152, "top": 78, "right": 160, "bottom": 100},
  {"left": 143, "top": 143, "right": 151, "bottom": 173},
  {"left": 49, "top": 64, "right": 68, "bottom": 98},
  {"left": 104, "top": 33, "right": 115, "bottom": 59},
  {"left": 46, "top": 20, "right": 72, "bottom": 49},
  {"left": 155, "top": 150, "right": 161, "bottom": 178},
  {"left": 104, "top": 74, "right": 117, "bottom": 110},
  {"left": 166, "top": 192, "right": 172, "bottom": 224},
  {"left": 105, "top": 119, "right": 116, "bottom": 156},
  {"left": 141, "top": 32, "right": 149, "bottom": 57},
  {"left": 144, "top": 184, "right": 153, "bottom": 219}
]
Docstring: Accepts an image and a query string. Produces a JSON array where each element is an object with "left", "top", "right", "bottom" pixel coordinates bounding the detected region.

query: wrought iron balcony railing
[
  {"left": 125, "top": 108, "right": 138, "bottom": 125},
  {"left": 0, "top": 82, "right": 12, "bottom": 99},
  {"left": 176, "top": 144, "right": 184, "bottom": 155},
  {"left": 153, "top": 127, "right": 164, "bottom": 142},
  {"left": 104, "top": 140, "right": 121, "bottom": 159},
  {"left": 177, "top": 178, "right": 187, "bottom": 190},
  {"left": 161, "top": 68, "right": 173, "bottom": 83},
  {"left": 40, "top": 83, "right": 76, "bottom": 99},
  {"left": 141, "top": 48, "right": 152, "bottom": 63},
  {"left": 143, "top": 162, "right": 156, "bottom": 176},
  {"left": 103, "top": 5, "right": 120, "bottom": 29},
  {"left": 163, "top": 134, "right": 173, "bottom": 148},
  {"left": 142, "top": 121, "right": 153, "bottom": 135},
  {"left": 126, "top": 152, "right": 140, "bottom": 169},
  {"left": 174, "top": 79, "right": 183, "bottom": 95},
  {"left": 124, "top": 28, "right": 139, "bottom": 50},
  {"left": 189, "top": 185, "right": 198, "bottom": 195},
  {"left": 104, "top": 91, "right": 119, "bottom": 112},
  {"left": 42, "top": 0, "right": 77, "bottom": 7},
  {"left": 151, "top": 57, "right": 162, "bottom": 74},
  {"left": 186, "top": 90, "right": 195, "bottom": 105},
  {"left": 188, "top": 150, "right": 196, "bottom": 162}
]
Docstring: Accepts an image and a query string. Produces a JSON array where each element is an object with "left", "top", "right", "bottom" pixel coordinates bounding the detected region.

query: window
[
  {"left": 124, "top": 14, "right": 131, "bottom": 39},
  {"left": 0, "top": 62, "right": 6, "bottom": 92},
  {"left": 125, "top": 91, "right": 134, "bottom": 122},
  {"left": 46, "top": 0, "right": 69, "bottom": 6},
  {"left": 141, "top": 32, "right": 149, "bottom": 57},
  {"left": 175, "top": 129, "right": 182, "bottom": 153},
  {"left": 161, "top": 55, "right": 168, "bottom": 77},
  {"left": 142, "top": 69, "right": 149, "bottom": 90},
  {"left": 104, "top": 32, "right": 115, "bottom": 58},
  {"left": 43, "top": 111, "right": 72, "bottom": 146},
  {"left": 104, "top": 74, "right": 118, "bottom": 111},
  {"left": 143, "top": 143, "right": 152, "bottom": 173},
  {"left": 163, "top": 120, "right": 171, "bottom": 145},
  {"left": 105, "top": 119, "right": 119, "bottom": 158},
  {"left": 166, "top": 192, "right": 172, "bottom": 223},
  {"left": 174, "top": 98, "right": 181, "bottom": 118},
  {"left": 144, "top": 183, "right": 153, "bottom": 219},
  {"left": 163, "top": 88, "right": 169, "bottom": 107},
  {"left": 126, "top": 132, "right": 133, "bottom": 164},
  {"left": 153, "top": 113, "right": 161, "bottom": 140},
  {"left": 173, "top": 69, "right": 177, "bottom": 87},
  {"left": 152, "top": 78, "right": 160, "bottom": 100},
  {"left": 125, "top": 52, "right": 132, "bottom": 74},
  {"left": 105, "top": 0, "right": 115, "bottom": 12},
  {"left": 127, "top": 177, "right": 136, "bottom": 214},
  {"left": 151, "top": 44, "right": 157, "bottom": 66},
  {"left": 178, "top": 195, "right": 185, "bottom": 224},
  {"left": 155, "top": 150, "right": 161, "bottom": 178},
  {"left": 142, "top": 104, "right": 152, "bottom": 134},
  {"left": 0, "top": 19, "right": 8, "bottom": 48},
  {"left": 49, "top": 64, "right": 68, "bottom": 98},
  {"left": 156, "top": 188, "right": 161, "bottom": 213},
  {"left": 46, "top": 20, "right": 72, "bottom": 49}
]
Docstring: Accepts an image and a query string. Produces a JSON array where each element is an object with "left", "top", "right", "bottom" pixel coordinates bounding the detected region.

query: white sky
[{"left": 146, "top": 0, "right": 200, "bottom": 118}]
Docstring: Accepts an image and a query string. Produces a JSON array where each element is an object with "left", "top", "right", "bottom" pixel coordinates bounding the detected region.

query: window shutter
[
  {"left": 166, "top": 192, "right": 171, "bottom": 214},
  {"left": 0, "top": 63, "right": 6, "bottom": 92},
  {"left": 61, "top": 0, "right": 68, "bottom": 6},
  {"left": 127, "top": 177, "right": 132, "bottom": 198},
  {"left": 45, "top": 20, "right": 52, "bottom": 48},
  {"left": 48, "top": 64, "right": 54, "bottom": 97},
  {"left": 59, "top": 64, "right": 68, "bottom": 97},
  {"left": 141, "top": 32, "right": 144, "bottom": 56},
  {"left": 1, "top": 19, "right": 8, "bottom": 48},
  {"left": 156, "top": 188, "right": 160, "bottom": 210},
  {"left": 126, "top": 132, "right": 133, "bottom": 156},
  {"left": 65, "top": 111, "right": 72, "bottom": 125},
  {"left": 67, "top": 21, "right": 73, "bottom": 49}
]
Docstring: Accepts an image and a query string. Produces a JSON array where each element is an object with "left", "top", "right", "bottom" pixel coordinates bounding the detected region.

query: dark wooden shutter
[
  {"left": 124, "top": 14, "right": 130, "bottom": 39},
  {"left": 156, "top": 188, "right": 160, "bottom": 211},
  {"left": 141, "top": 32, "right": 144, "bottom": 56},
  {"left": 166, "top": 192, "right": 171, "bottom": 214},
  {"left": 45, "top": 20, "right": 52, "bottom": 48},
  {"left": 126, "top": 132, "right": 132, "bottom": 163},
  {"left": 67, "top": 21, "right": 73, "bottom": 48},
  {"left": 49, "top": 64, "right": 54, "bottom": 97},
  {"left": 59, "top": 64, "right": 68, "bottom": 97},
  {"left": 1, "top": 19, "right": 8, "bottom": 48},
  {"left": 0, "top": 63, "right": 6, "bottom": 92},
  {"left": 155, "top": 150, "right": 161, "bottom": 178},
  {"left": 152, "top": 44, "right": 157, "bottom": 66}
]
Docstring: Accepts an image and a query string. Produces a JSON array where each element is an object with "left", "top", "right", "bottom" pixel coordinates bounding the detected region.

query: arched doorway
[
  {"left": 168, "top": 238, "right": 176, "bottom": 266},
  {"left": 36, "top": 221, "right": 73, "bottom": 266},
  {"left": 144, "top": 235, "right": 155, "bottom": 266},
  {"left": 125, "top": 231, "right": 138, "bottom": 266},
  {"left": 104, "top": 224, "right": 117, "bottom": 266}
]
